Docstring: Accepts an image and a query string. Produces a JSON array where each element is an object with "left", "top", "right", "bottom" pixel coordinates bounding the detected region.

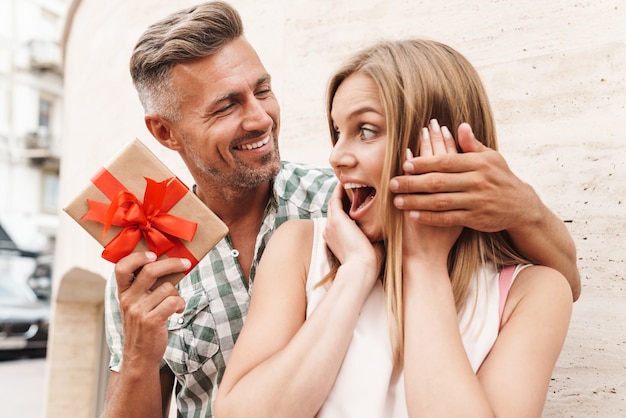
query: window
[
  {"left": 38, "top": 97, "right": 52, "bottom": 130},
  {"left": 41, "top": 170, "right": 59, "bottom": 213}
]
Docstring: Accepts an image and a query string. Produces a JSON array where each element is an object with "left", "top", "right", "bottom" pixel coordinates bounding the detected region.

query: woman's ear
[{"left": 144, "top": 114, "right": 183, "bottom": 150}]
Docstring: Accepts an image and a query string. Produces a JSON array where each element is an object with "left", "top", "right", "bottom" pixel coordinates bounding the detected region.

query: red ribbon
[{"left": 81, "top": 168, "right": 198, "bottom": 269}]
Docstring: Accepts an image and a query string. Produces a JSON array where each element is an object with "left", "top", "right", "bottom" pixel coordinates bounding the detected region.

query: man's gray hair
[{"left": 130, "top": 1, "right": 244, "bottom": 122}]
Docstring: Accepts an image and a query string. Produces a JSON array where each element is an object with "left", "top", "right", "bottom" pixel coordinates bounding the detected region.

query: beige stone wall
[{"left": 50, "top": 0, "right": 626, "bottom": 416}]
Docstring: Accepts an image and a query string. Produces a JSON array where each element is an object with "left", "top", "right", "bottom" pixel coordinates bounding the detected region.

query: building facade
[{"left": 0, "top": 0, "right": 68, "bottom": 285}]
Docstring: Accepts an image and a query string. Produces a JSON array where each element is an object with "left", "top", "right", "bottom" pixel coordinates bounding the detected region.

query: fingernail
[
  {"left": 430, "top": 119, "right": 440, "bottom": 132},
  {"left": 409, "top": 211, "right": 420, "bottom": 220},
  {"left": 403, "top": 161, "right": 414, "bottom": 172},
  {"left": 389, "top": 179, "right": 399, "bottom": 191},
  {"left": 146, "top": 252, "right": 157, "bottom": 261},
  {"left": 405, "top": 148, "right": 414, "bottom": 160},
  {"left": 441, "top": 126, "right": 452, "bottom": 139},
  {"left": 181, "top": 258, "right": 192, "bottom": 269},
  {"left": 422, "top": 127, "right": 430, "bottom": 142},
  {"left": 394, "top": 196, "right": 404, "bottom": 208}
]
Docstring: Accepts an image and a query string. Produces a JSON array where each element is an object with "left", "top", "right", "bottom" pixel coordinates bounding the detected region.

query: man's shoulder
[
  {"left": 274, "top": 161, "right": 337, "bottom": 214},
  {"left": 278, "top": 161, "right": 335, "bottom": 179},
  {"left": 276, "top": 161, "right": 337, "bottom": 190}
]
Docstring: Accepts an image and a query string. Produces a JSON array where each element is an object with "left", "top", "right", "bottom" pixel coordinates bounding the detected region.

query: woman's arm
[
  {"left": 402, "top": 263, "right": 572, "bottom": 417},
  {"left": 477, "top": 266, "right": 572, "bottom": 416},
  {"left": 215, "top": 216, "right": 380, "bottom": 418}
]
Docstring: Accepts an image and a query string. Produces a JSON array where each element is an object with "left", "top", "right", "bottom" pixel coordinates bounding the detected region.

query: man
[{"left": 101, "top": 2, "right": 580, "bottom": 417}]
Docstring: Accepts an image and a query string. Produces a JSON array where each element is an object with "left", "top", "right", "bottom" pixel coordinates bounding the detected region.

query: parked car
[
  {"left": 27, "top": 254, "right": 54, "bottom": 301},
  {"left": 0, "top": 278, "right": 49, "bottom": 359}
]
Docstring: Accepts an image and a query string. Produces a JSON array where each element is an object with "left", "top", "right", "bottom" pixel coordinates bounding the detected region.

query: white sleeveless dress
[{"left": 305, "top": 218, "right": 528, "bottom": 417}]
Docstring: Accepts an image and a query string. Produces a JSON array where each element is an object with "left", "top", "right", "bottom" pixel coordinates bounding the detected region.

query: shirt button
[
  {"left": 177, "top": 317, "right": 184, "bottom": 324},
  {"left": 231, "top": 249, "right": 239, "bottom": 257}
]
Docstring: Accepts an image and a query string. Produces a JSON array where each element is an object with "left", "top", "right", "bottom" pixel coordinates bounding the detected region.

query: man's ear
[{"left": 145, "top": 114, "right": 183, "bottom": 151}]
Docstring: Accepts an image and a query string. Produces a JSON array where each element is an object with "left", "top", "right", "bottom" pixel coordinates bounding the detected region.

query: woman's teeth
[
  {"left": 237, "top": 136, "right": 269, "bottom": 150},
  {"left": 343, "top": 183, "right": 367, "bottom": 190},
  {"left": 343, "top": 183, "right": 375, "bottom": 212}
]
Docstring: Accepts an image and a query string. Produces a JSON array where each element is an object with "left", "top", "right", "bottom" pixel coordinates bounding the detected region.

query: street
[{"left": 0, "top": 357, "right": 46, "bottom": 417}]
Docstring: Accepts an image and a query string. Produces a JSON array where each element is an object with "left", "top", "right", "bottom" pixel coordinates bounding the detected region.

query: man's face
[{"left": 168, "top": 37, "right": 281, "bottom": 191}]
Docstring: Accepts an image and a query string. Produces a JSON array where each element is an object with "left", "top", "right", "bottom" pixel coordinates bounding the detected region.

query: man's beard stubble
[{"left": 189, "top": 136, "right": 281, "bottom": 195}]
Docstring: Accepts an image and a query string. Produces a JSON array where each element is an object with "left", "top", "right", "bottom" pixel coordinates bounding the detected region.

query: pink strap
[{"left": 498, "top": 266, "right": 516, "bottom": 320}]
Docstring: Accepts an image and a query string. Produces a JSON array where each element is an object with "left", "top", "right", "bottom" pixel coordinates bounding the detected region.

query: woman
[{"left": 214, "top": 39, "right": 572, "bottom": 417}]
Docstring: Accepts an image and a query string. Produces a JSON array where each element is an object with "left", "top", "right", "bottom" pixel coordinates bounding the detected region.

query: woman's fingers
[{"left": 441, "top": 125, "right": 458, "bottom": 154}]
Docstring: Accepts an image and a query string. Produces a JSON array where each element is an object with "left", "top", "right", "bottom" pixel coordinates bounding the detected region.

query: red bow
[{"left": 81, "top": 168, "right": 198, "bottom": 265}]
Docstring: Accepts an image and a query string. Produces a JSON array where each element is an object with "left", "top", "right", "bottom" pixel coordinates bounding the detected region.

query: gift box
[{"left": 64, "top": 138, "right": 228, "bottom": 288}]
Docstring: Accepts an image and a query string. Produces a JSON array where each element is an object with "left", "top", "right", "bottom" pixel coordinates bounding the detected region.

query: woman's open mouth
[{"left": 343, "top": 182, "right": 376, "bottom": 218}]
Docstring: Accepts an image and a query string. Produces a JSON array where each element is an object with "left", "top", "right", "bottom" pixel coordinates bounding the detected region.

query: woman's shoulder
[
  {"left": 275, "top": 218, "right": 317, "bottom": 238},
  {"left": 255, "top": 220, "right": 318, "bottom": 292},
  {"left": 501, "top": 265, "right": 573, "bottom": 325},
  {"left": 511, "top": 265, "right": 571, "bottom": 296},
  {"left": 268, "top": 219, "right": 317, "bottom": 265}
]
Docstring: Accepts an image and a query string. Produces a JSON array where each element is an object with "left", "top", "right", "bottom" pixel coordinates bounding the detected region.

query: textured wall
[{"left": 54, "top": 0, "right": 626, "bottom": 416}]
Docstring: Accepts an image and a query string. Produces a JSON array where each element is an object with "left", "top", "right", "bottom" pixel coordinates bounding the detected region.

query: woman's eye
[{"left": 360, "top": 126, "right": 377, "bottom": 140}]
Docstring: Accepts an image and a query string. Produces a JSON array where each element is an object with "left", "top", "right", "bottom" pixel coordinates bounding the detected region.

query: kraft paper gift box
[{"left": 64, "top": 138, "right": 228, "bottom": 288}]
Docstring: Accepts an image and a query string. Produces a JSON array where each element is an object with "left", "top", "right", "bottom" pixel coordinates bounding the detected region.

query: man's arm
[
  {"left": 100, "top": 252, "right": 188, "bottom": 417},
  {"left": 390, "top": 123, "right": 580, "bottom": 300},
  {"left": 102, "top": 369, "right": 174, "bottom": 418},
  {"left": 501, "top": 183, "right": 580, "bottom": 301}
]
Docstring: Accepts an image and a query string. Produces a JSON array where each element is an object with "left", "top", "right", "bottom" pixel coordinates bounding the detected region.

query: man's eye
[
  {"left": 215, "top": 103, "right": 235, "bottom": 114},
  {"left": 256, "top": 88, "right": 272, "bottom": 97}
]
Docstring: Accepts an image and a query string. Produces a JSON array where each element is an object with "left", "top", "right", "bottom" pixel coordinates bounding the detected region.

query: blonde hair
[{"left": 325, "top": 39, "right": 530, "bottom": 366}]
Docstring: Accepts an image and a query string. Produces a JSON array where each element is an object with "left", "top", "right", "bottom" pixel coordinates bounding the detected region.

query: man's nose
[{"left": 242, "top": 98, "right": 273, "bottom": 131}]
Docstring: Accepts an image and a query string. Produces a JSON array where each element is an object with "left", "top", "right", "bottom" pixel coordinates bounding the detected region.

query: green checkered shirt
[{"left": 104, "top": 161, "right": 337, "bottom": 417}]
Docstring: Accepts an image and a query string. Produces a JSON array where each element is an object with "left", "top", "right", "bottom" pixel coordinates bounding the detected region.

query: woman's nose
[{"left": 329, "top": 138, "right": 357, "bottom": 169}]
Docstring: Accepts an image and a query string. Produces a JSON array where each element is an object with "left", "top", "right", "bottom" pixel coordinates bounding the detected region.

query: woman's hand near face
[
  {"left": 324, "top": 183, "right": 384, "bottom": 286},
  {"left": 402, "top": 121, "right": 489, "bottom": 417},
  {"left": 392, "top": 120, "right": 580, "bottom": 299},
  {"left": 402, "top": 119, "right": 462, "bottom": 265}
]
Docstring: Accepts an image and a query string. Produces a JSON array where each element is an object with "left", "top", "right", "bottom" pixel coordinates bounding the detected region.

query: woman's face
[{"left": 329, "top": 72, "right": 387, "bottom": 242}]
